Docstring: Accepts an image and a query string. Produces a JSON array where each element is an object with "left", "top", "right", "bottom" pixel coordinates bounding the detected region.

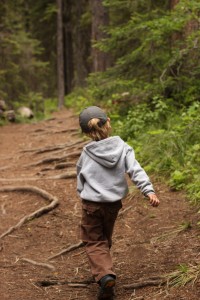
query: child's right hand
[{"left": 147, "top": 193, "right": 160, "bottom": 207}]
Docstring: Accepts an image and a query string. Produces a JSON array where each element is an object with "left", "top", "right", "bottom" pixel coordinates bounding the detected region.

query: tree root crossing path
[{"left": 0, "top": 109, "right": 199, "bottom": 300}]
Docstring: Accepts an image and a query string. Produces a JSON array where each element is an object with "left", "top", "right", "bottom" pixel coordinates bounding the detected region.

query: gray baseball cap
[{"left": 79, "top": 106, "right": 108, "bottom": 133}]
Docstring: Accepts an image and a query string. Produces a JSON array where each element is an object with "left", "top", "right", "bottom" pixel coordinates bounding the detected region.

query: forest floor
[{"left": 0, "top": 108, "right": 200, "bottom": 300}]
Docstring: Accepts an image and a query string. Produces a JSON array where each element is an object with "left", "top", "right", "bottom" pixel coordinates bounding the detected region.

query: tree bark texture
[
  {"left": 73, "top": 0, "right": 91, "bottom": 86},
  {"left": 63, "top": 0, "right": 74, "bottom": 93},
  {"left": 90, "top": 0, "right": 110, "bottom": 72},
  {"left": 57, "top": 0, "right": 65, "bottom": 108}
]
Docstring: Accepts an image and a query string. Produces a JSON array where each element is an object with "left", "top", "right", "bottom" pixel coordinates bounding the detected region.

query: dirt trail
[{"left": 0, "top": 109, "right": 199, "bottom": 300}]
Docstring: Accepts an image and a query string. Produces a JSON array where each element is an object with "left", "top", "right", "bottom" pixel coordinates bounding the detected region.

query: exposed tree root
[
  {"left": 41, "top": 162, "right": 75, "bottom": 172},
  {"left": 49, "top": 171, "right": 76, "bottom": 179},
  {"left": 31, "top": 128, "right": 78, "bottom": 137},
  {"left": 48, "top": 241, "right": 84, "bottom": 261},
  {"left": 0, "top": 166, "right": 10, "bottom": 171},
  {"left": 0, "top": 185, "right": 59, "bottom": 239},
  {"left": 0, "top": 171, "right": 76, "bottom": 182},
  {"left": 21, "top": 139, "right": 84, "bottom": 154},
  {"left": 35, "top": 140, "right": 86, "bottom": 155},
  {"left": 55, "top": 162, "right": 75, "bottom": 169},
  {"left": 21, "top": 258, "right": 55, "bottom": 271},
  {"left": 25, "top": 150, "right": 81, "bottom": 167},
  {"left": 53, "top": 128, "right": 78, "bottom": 134}
]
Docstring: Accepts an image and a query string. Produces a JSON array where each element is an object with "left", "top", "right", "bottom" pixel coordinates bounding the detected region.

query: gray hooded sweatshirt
[{"left": 76, "top": 136, "right": 155, "bottom": 203}]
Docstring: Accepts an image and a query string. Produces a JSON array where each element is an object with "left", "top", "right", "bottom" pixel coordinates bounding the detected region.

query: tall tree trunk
[
  {"left": 63, "top": 0, "right": 74, "bottom": 94},
  {"left": 57, "top": 0, "right": 65, "bottom": 108},
  {"left": 73, "top": 0, "right": 91, "bottom": 86},
  {"left": 90, "top": 0, "right": 110, "bottom": 72}
]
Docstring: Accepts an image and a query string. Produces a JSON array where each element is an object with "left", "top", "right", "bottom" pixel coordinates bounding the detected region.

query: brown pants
[{"left": 80, "top": 199, "right": 122, "bottom": 282}]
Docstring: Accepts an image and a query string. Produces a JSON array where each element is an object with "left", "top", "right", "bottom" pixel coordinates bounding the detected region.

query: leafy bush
[
  {"left": 114, "top": 101, "right": 200, "bottom": 203},
  {"left": 65, "top": 88, "right": 97, "bottom": 113}
]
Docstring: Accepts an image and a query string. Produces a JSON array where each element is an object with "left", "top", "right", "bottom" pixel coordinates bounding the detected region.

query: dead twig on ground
[
  {"left": 0, "top": 185, "right": 59, "bottom": 239},
  {"left": 21, "top": 258, "right": 55, "bottom": 271},
  {"left": 123, "top": 277, "right": 166, "bottom": 289},
  {"left": 36, "top": 279, "right": 91, "bottom": 288},
  {"left": 48, "top": 241, "right": 84, "bottom": 261}
]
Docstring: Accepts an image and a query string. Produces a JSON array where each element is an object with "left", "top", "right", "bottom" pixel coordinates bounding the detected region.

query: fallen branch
[
  {"left": 48, "top": 241, "right": 84, "bottom": 261},
  {"left": 0, "top": 185, "right": 59, "bottom": 239},
  {"left": 36, "top": 279, "right": 91, "bottom": 288},
  {"left": 123, "top": 278, "right": 166, "bottom": 289},
  {"left": 21, "top": 258, "right": 55, "bottom": 271}
]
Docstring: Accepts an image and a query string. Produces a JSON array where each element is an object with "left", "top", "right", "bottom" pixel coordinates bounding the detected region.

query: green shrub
[{"left": 115, "top": 100, "right": 200, "bottom": 203}]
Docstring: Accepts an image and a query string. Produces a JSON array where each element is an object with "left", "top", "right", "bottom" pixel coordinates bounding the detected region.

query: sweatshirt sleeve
[
  {"left": 76, "top": 153, "right": 85, "bottom": 195},
  {"left": 125, "top": 145, "right": 155, "bottom": 196}
]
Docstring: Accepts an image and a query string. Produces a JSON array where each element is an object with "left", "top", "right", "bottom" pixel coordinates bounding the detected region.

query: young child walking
[{"left": 76, "top": 106, "right": 160, "bottom": 299}]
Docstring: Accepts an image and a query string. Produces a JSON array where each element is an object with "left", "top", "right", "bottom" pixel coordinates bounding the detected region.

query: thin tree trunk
[
  {"left": 57, "top": 0, "right": 65, "bottom": 108},
  {"left": 73, "top": 0, "right": 91, "bottom": 86}
]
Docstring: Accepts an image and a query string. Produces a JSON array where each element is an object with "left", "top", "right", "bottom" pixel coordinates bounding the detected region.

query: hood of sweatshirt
[{"left": 83, "top": 136, "right": 124, "bottom": 168}]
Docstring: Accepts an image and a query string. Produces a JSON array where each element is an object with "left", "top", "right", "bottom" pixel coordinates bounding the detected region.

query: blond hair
[{"left": 87, "top": 118, "right": 111, "bottom": 141}]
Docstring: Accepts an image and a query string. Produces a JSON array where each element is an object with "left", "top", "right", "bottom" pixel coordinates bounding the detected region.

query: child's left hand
[{"left": 147, "top": 193, "right": 160, "bottom": 207}]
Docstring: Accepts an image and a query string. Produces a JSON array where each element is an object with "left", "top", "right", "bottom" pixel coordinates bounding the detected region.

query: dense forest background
[{"left": 0, "top": 0, "right": 199, "bottom": 204}]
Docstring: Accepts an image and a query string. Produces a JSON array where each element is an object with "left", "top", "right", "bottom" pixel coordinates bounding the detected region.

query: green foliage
[
  {"left": 0, "top": 119, "right": 6, "bottom": 126},
  {"left": 65, "top": 88, "right": 97, "bottom": 113},
  {"left": 44, "top": 98, "right": 58, "bottom": 115},
  {"left": 0, "top": 0, "right": 55, "bottom": 109},
  {"left": 114, "top": 100, "right": 200, "bottom": 203},
  {"left": 89, "top": 0, "right": 200, "bottom": 106}
]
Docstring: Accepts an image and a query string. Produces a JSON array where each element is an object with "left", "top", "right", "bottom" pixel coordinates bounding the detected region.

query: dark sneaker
[{"left": 98, "top": 275, "right": 116, "bottom": 300}]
